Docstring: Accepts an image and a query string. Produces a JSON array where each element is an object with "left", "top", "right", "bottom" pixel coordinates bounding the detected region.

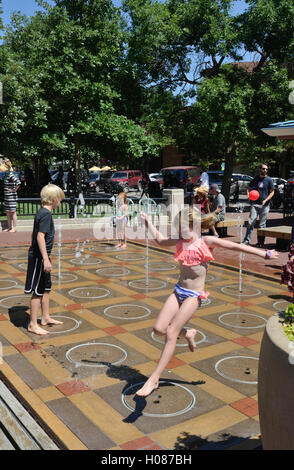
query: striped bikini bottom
[{"left": 174, "top": 283, "right": 210, "bottom": 305}]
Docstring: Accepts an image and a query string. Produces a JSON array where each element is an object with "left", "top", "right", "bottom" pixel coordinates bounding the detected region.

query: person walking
[
  {"left": 0, "top": 158, "right": 21, "bottom": 232},
  {"left": 242, "top": 163, "right": 274, "bottom": 247},
  {"left": 139, "top": 171, "right": 150, "bottom": 200},
  {"left": 199, "top": 166, "right": 209, "bottom": 191}
]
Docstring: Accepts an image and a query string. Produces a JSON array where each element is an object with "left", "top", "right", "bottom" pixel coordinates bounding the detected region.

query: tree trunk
[{"left": 222, "top": 143, "right": 236, "bottom": 204}]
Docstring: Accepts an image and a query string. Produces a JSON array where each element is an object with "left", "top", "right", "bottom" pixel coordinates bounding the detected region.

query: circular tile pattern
[
  {"left": 151, "top": 329, "right": 206, "bottom": 347},
  {"left": 116, "top": 253, "right": 145, "bottom": 261},
  {"left": 66, "top": 342, "right": 127, "bottom": 368},
  {"left": 145, "top": 262, "right": 177, "bottom": 271},
  {"left": 17, "top": 263, "right": 28, "bottom": 271},
  {"left": 220, "top": 284, "right": 262, "bottom": 297},
  {"left": 52, "top": 247, "right": 77, "bottom": 256},
  {"left": 0, "top": 294, "right": 30, "bottom": 309},
  {"left": 51, "top": 273, "right": 79, "bottom": 283},
  {"left": 104, "top": 304, "right": 151, "bottom": 320},
  {"left": 122, "top": 380, "right": 196, "bottom": 418},
  {"left": 40, "top": 315, "right": 81, "bottom": 334},
  {"left": 68, "top": 287, "right": 110, "bottom": 299},
  {"left": 218, "top": 312, "right": 267, "bottom": 329},
  {"left": 70, "top": 257, "right": 102, "bottom": 265},
  {"left": 200, "top": 298, "right": 212, "bottom": 307},
  {"left": 96, "top": 267, "right": 131, "bottom": 277},
  {"left": 273, "top": 300, "right": 290, "bottom": 311},
  {"left": 90, "top": 244, "right": 118, "bottom": 253},
  {"left": 0, "top": 250, "right": 27, "bottom": 260},
  {"left": 215, "top": 356, "right": 258, "bottom": 384},
  {"left": 128, "top": 279, "right": 167, "bottom": 290},
  {"left": 0, "top": 280, "right": 19, "bottom": 290}
]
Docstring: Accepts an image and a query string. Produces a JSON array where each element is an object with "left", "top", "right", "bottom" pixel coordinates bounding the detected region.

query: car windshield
[
  {"left": 90, "top": 173, "right": 99, "bottom": 180},
  {"left": 162, "top": 169, "right": 185, "bottom": 179},
  {"left": 112, "top": 172, "right": 127, "bottom": 178},
  {"left": 209, "top": 173, "right": 224, "bottom": 183}
]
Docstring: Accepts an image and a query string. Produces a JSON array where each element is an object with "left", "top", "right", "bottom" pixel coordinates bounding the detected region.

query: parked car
[
  {"left": 94, "top": 171, "right": 114, "bottom": 193},
  {"left": 231, "top": 173, "right": 253, "bottom": 195},
  {"left": 149, "top": 173, "right": 161, "bottom": 182},
  {"left": 110, "top": 170, "right": 142, "bottom": 193},
  {"left": 206, "top": 171, "right": 253, "bottom": 200},
  {"left": 160, "top": 166, "right": 200, "bottom": 189},
  {"left": 88, "top": 173, "right": 100, "bottom": 193},
  {"left": 51, "top": 171, "right": 68, "bottom": 190},
  {"left": 271, "top": 177, "right": 287, "bottom": 194}
]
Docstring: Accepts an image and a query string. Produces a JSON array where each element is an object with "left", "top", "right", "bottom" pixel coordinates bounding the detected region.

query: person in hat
[{"left": 209, "top": 183, "right": 226, "bottom": 237}]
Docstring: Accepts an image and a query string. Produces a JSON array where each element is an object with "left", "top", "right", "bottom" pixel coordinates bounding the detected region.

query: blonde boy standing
[{"left": 24, "top": 184, "right": 65, "bottom": 335}]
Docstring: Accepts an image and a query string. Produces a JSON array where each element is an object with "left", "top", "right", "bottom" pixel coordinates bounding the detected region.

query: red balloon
[{"left": 248, "top": 190, "right": 260, "bottom": 201}]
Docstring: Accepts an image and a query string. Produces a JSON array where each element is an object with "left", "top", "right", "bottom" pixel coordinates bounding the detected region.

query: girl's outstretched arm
[
  {"left": 140, "top": 212, "right": 177, "bottom": 246},
  {"left": 203, "top": 235, "right": 279, "bottom": 260}
]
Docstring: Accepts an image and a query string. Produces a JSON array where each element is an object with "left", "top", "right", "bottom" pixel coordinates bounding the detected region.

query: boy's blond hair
[{"left": 40, "top": 184, "right": 65, "bottom": 205}]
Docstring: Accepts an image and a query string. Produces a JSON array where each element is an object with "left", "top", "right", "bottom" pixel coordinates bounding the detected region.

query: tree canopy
[
  {"left": 0, "top": 0, "right": 293, "bottom": 189},
  {"left": 0, "top": 0, "right": 176, "bottom": 170}
]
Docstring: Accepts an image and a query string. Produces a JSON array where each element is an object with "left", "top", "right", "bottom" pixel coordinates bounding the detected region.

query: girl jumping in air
[{"left": 136, "top": 206, "right": 279, "bottom": 397}]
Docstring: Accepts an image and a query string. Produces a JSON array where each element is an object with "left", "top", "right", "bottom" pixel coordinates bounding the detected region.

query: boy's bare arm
[{"left": 37, "top": 232, "right": 52, "bottom": 272}]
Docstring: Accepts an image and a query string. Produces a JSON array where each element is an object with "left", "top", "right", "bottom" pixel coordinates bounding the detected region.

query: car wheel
[
  {"left": 95, "top": 184, "right": 100, "bottom": 193},
  {"left": 123, "top": 184, "right": 129, "bottom": 193},
  {"left": 137, "top": 181, "right": 142, "bottom": 192}
]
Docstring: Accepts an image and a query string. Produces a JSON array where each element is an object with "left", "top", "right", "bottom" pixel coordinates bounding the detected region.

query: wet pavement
[{"left": 0, "top": 210, "right": 290, "bottom": 449}]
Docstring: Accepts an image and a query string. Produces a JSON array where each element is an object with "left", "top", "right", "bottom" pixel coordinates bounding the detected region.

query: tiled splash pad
[{"left": 0, "top": 240, "right": 289, "bottom": 450}]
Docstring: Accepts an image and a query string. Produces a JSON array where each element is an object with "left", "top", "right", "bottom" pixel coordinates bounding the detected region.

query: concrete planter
[{"left": 258, "top": 314, "right": 294, "bottom": 450}]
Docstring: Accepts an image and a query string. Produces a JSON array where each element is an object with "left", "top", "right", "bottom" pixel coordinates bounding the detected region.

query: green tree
[
  {"left": 0, "top": 0, "right": 173, "bottom": 179},
  {"left": 180, "top": 62, "right": 292, "bottom": 200},
  {"left": 123, "top": 0, "right": 294, "bottom": 197},
  {"left": 123, "top": 0, "right": 241, "bottom": 90}
]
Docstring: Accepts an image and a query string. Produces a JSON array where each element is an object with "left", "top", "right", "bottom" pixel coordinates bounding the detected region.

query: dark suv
[{"left": 91, "top": 171, "right": 113, "bottom": 193}]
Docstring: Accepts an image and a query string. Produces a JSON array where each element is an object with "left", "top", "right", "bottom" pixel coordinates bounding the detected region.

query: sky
[{"left": 2, "top": 0, "right": 248, "bottom": 25}]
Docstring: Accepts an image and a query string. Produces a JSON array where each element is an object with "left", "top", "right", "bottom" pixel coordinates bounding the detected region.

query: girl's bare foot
[
  {"left": 41, "top": 317, "right": 63, "bottom": 326},
  {"left": 185, "top": 328, "right": 197, "bottom": 352},
  {"left": 8, "top": 229, "right": 16, "bottom": 233},
  {"left": 121, "top": 244, "right": 127, "bottom": 249},
  {"left": 136, "top": 378, "right": 159, "bottom": 397},
  {"left": 28, "top": 325, "right": 49, "bottom": 336}
]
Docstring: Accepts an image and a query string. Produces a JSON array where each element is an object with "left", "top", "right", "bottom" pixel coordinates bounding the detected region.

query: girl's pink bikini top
[{"left": 174, "top": 237, "right": 214, "bottom": 266}]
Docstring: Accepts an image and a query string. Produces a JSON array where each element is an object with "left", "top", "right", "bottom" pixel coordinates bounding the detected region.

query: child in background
[
  {"left": 192, "top": 185, "right": 210, "bottom": 215},
  {"left": 116, "top": 191, "right": 128, "bottom": 248},
  {"left": 0, "top": 157, "right": 21, "bottom": 232},
  {"left": 136, "top": 206, "right": 279, "bottom": 397},
  {"left": 281, "top": 244, "right": 294, "bottom": 299},
  {"left": 24, "top": 184, "right": 65, "bottom": 335}
]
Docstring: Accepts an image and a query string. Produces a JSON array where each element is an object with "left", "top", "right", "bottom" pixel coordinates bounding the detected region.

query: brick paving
[{"left": 0, "top": 207, "right": 292, "bottom": 450}]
